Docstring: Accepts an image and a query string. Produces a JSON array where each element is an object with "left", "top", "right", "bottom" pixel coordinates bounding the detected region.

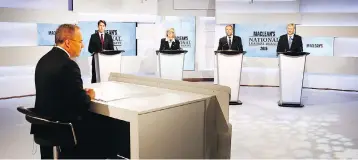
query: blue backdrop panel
[
  {"left": 235, "top": 24, "right": 287, "bottom": 58},
  {"left": 303, "top": 37, "right": 334, "bottom": 56},
  {"left": 37, "top": 23, "right": 60, "bottom": 46}
]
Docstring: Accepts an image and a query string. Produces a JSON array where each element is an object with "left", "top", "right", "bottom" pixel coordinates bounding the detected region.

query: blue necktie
[{"left": 289, "top": 36, "right": 293, "bottom": 49}]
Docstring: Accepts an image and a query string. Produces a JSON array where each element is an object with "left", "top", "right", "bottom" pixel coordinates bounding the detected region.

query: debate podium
[
  {"left": 278, "top": 51, "right": 310, "bottom": 107},
  {"left": 214, "top": 50, "right": 246, "bottom": 105},
  {"left": 156, "top": 50, "right": 187, "bottom": 80},
  {"left": 85, "top": 73, "right": 232, "bottom": 159},
  {"left": 94, "top": 50, "right": 124, "bottom": 82}
]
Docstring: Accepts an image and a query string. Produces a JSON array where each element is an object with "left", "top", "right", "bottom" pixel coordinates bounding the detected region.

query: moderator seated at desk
[{"left": 84, "top": 74, "right": 232, "bottom": 159}]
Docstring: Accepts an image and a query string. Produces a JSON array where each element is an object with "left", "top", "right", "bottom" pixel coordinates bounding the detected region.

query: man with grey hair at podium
[
  {"left": 277, "top": 23, "right": 303, "bottom": 54},
  {"left": 217, "top": 25, "right": 243, "bottom": 52}
]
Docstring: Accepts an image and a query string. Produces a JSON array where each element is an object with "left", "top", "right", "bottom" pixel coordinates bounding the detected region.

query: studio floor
[{"left": 1, "top": 86, "right": 358, "bottom": 159}]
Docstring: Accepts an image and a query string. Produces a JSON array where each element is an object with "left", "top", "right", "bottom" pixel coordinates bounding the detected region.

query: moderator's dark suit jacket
[
  {"left": 217, "top": 36, "right": 243, "bottom": 52},
  {"left": 159, "top": 38, "right": 181, "bottom": 50},
  {"left": 88, "top": 32, "right": 114, "bottom": 83},
  {"left": 31, "top": 47, "right": 91, "bottom": 137},
  {"left": 276, "top": 34, "right": 303, "bottom": 53}
]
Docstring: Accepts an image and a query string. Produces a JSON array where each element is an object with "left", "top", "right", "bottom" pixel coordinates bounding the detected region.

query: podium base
[
  {"left": 278, "top": 101, "right": 304, "bottom": 108},
  {"left": 230, "top": 100, "right": 242, "bottom": 105}
]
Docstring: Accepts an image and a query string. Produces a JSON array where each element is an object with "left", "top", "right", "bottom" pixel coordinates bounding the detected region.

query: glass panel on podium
[
  {"left": 214, "top": 50, "right": 246, "bottom": 105},
  {"left": 94, "top": 50, "right": 124, "bottom": 82},
  {"left": 278, "top": 51, "right": 310, "bottom": 107},
  {"left": 156, "top": 50, "right": 187, "bottom": 81}
]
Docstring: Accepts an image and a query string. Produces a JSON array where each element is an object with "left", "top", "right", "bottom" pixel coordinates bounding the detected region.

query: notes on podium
[
  {"left": 156, "top": 50, "right": 187, "bottom": 81},
  {"left": 278, "top": 51, "right": 310, "bottom": 107},
  {"left": 85, "top": 73, "right": 232, "bottom": 159},
  {"left": 214, "top": 50, "right": 246, "bottom": 105},
  {"left": 94, "top": 50, "right": 125, "bottom": 82}
]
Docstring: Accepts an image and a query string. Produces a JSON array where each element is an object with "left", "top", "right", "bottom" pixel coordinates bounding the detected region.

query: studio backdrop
[
  {"left": 37, "top": 22, "right": 137, "bottom": 57},
  {"left": 37, "top": 23, "right": 60, "bottom": 46},
  {"left": 235, "top": 24, "right": 287, "bottom": 58},
  {"left": 302, "top": 37, "right": 334, "bottom": 56},
  {"left": 234, "top": 24, "right": 334, "bottom": 57}
]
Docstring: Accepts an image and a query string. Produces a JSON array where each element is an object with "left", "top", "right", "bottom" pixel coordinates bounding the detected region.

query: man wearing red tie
[{"left": 88, "top": 20, "right": 114, "bottom": 83}]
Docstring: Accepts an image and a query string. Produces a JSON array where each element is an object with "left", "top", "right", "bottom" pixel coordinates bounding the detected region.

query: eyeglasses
[{"left": 69, "top": 39, "right": 83, "bottom": 44}]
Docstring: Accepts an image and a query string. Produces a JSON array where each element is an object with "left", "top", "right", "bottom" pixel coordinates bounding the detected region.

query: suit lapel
[
  {"left": 285, "top": 34, "right": 290, "bottom": 49},
  {"left": 96, "top": 33, "right": 100, "bottom": 43},
  {"left": 104, "top": 33, "right": 108, "bottom": 47},
  {"left": 231, "top": 36, "right": 236, "bottom": 50},
  {"left": 167, "top": 40, "right": 174, "bottom": 49},
  {"left": 223, "top": 37, "right": 228, "bottom": 49},
  {"left": 292, "top": 34, "right": 296, "bottom": 46}
]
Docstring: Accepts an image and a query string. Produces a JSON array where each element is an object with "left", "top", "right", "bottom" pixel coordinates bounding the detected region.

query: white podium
[
  {"left": 278, "top": 51, "right": 310, "bottom": 107},
  {"left": 94, "top": 50, "right": 124, "bottom": 82},
  {"left": 214, "top": 50, "right": 246, "bottom": 105},
  {"left": 156, "top": 50, "right": 187, "bottom": 81}
]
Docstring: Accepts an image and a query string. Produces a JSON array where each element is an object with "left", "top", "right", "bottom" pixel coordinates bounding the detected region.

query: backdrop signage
[
  {"left": 303, "top": 37, "right": 334, "bottom": 56},
  {"left": 235, "top": 24, "right": 287, "bottom": 57},
  {"left": 37, "top": 23, "right": 60, "bottom": 46}
]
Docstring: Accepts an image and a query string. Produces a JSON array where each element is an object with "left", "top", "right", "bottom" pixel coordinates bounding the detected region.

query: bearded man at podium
[
  {"left": 277, "top": 23, "right": 303, "bottom": 53},
  {"left": 217, "top": 25, "right": 243, "bottom": 52}
]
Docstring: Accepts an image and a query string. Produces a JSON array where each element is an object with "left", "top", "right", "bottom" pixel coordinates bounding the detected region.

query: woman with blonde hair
[{"left": 159, "top": 28, "right": 181, "bottom": 50}]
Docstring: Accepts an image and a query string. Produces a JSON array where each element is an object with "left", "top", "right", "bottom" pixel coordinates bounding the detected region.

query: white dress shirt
[
  {"left": 227, "top": 35, "right": 233, "bottom": 44},
  {"left": 287, "top": 34, "right": 294, "bottom": 40},
  {"left": 165, "top": 38, "right": 175, "bottom": 48},
  {"left": 55, "top": 46, "right": 70, "bottom": 58},
  {"left": 99, "top": 32, "right": 105, "bottom": 40}
]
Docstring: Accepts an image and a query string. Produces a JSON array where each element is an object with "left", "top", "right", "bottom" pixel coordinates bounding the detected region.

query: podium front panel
[
  {"left": 158, "top": 52, "right": 185, "bottom": 80},
  {"left": 279, "top": 54, "right": 306, "bottom": 104},
  {"left": 215, "top": 53, "right": 243, "bottom": 103},
  {"left": 95, "top": 53, "right": 122, "bottom": 82},
  {"left": 214, "top": 55, "right": 218, "bottom": 84}
]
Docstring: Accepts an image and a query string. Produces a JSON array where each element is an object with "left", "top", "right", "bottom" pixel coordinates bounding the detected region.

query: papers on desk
[
  {"left": 93, "top": 87, "right": 164, "bottom": 103},
  {"left": 94, "top": 89, "right": 136, "bottom": 103}
]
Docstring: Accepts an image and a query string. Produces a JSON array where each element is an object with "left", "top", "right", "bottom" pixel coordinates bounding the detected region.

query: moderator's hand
[{"left": 85, "top": 88, "right": 95, "bottom": 100}]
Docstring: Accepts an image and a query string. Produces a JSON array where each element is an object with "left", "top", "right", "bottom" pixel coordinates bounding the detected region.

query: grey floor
[
  {"left": 1, "top": 86, "right": 358, "bottom": 159},
  {"left": 231, "top": 87, "right": 358, "bottom": 159}
]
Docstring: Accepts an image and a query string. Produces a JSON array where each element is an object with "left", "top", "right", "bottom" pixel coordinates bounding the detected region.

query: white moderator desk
[{"left": 85, "top": 73, "right": 232, "bottom": 159}]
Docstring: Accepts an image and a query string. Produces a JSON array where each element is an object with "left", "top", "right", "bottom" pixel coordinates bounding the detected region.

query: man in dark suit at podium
[
  {"left": 217, "top": 25, "right": 243, "bottom": 52},
  {"left": 277, "top": 23, "right": 303, "bottom": 53},
  {"left": 88, "top": 20, "right": 114, "bottom": 83},
  {"left": 159, "top": 28, "right": 181, "bottom": 50}
]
